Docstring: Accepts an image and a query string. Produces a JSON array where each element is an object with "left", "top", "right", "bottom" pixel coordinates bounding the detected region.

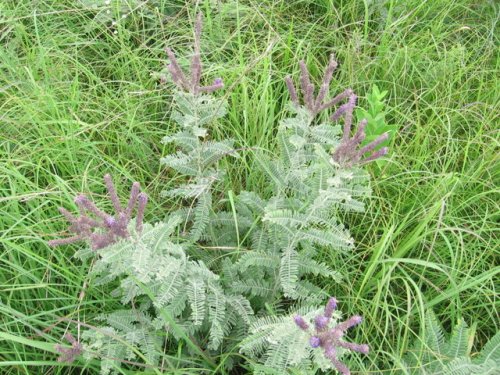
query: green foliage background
[{"left": 0, "top": 0, "right": 498, "bottom": 373}]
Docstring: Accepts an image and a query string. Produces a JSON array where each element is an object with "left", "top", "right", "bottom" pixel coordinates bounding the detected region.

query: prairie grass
[{"left": 0, "top": 0, "right": 498, "bottom": 373}]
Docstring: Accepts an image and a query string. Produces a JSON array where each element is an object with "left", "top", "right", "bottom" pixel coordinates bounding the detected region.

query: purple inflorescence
[
  {"left": 48, "top": 174, "right": 148, "bottom": 250},
  {"left": 165, "top": 13, "right": 224, "bottom": 95},
  {"left": 294, "top": 297, "right": 369, "bottom": 375},
  {"left": 315, "top": 315, "right": 329, "bottom": 330},
  {"left": 294, "top": 315, "right": 310, "bottom": 330},
  {"left": 331, "top": 96, "right": 389, "bottom": 167},
  {"left": 55, "top": 333, "right": 83, "bottom": 363},
  {"left": 285, "top": 54, "right": 353, "bottom": 117},
  {"left": 324, "top": 297, "right": 338, "bottom": 318}
]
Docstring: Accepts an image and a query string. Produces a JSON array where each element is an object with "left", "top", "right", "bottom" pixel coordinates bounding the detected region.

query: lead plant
[
  {"left": 47, "top": 13, "right": 387, "bottom": 374},
  {"left": 237, "top": 55, "right": 383, "bottom": 373}
]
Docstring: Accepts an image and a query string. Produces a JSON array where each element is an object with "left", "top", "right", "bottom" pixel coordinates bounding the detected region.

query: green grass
[{"left": 1, "top": 0, "right": 498, "bottom": 373}]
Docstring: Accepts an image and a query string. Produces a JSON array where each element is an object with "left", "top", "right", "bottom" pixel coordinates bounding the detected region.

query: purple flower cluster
[
  {"left": 48, "top": 174, "right": 147, "bottom": 250},
  {"left": 294, "top": 297, "right": 369, "bottom": 375},
  {"left": 165, "top": 13, "right": 223, "bottom": 95},
  {"left": 55, "top": 333, "right": 83, "bottom": 363},
  {"left": 285, "top": 54, "right": 353, "bottom": 117},
  {"left": 331, "top": 96, "right": 389, "bottom": 167},
  {"left": 285, "top": 54, "right": 389, "bottom": 167}
]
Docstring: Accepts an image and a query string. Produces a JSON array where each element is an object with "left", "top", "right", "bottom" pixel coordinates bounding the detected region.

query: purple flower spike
[
  {"left": 164, "top": 13, "right": 224, "bottom": 95},
  {"left": 315, "top": 315, "right": 329, "bottom": 330},
  {"left": 324, "top": 297, "right": 338, "bottom": 318},
  {"left": 165, "top": 48, "right": 190, "bottom": 91},
  {"left": 286, "top": 54, "right": 353, "bottom": 117},
  {"left": 285, "top": 76, "right": 299, "bottom": 105},
  {"left": 48, "top": 175, "right": 148, "bottom": 250},
  {"left": 104, "top": 173, "right": 121, "bottom": 212},
  {"left": 199, "top": 77, "right": 224, "bottom": 93},
  {"left": 294, "top": 315, "right": 309, "bottom": 330},
  {"left": 335, "top": 315, "right": 363, "bottom": 332},
  {"left": 136, "top": 193, "right": 148, "bottom": 233},
  {"left": 358, "top": 344, "right": 370, "bottom": 354},
  {"left": 293, "top": 297, "right": 369, "bottom": 375},
  {"left": 55, "top": 333, "right": 83, "bottom": 363}
]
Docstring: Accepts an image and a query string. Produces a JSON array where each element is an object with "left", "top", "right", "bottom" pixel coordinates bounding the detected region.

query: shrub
[{"left": 48, "top": 13, "right": 390, "bottom": 374}]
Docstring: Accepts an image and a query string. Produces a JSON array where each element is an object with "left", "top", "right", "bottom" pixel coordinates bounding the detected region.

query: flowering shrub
[{"left": 47, "top": 13, "right": 390, "bottom": 374}]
